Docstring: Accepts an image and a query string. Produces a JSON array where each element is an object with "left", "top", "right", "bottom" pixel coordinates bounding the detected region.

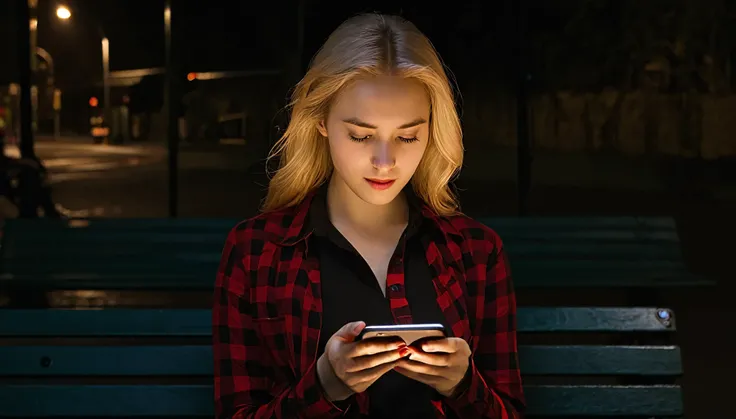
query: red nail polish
[{"left": 399, "top": 348, "right": 410, "bottom": 357}]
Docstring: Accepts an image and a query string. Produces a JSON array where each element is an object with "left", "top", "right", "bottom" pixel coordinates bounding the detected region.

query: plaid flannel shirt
[{"left": 213, "top": 190, "right": 524, "bottom": 418}]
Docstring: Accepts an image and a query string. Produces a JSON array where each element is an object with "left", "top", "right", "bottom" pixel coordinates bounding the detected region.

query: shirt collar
[
  {"left": 272, "top": 182, "right": 463, "bottom": 247},
  {"left": 307, "top": 182, "right": 427, "bottom": 240}
]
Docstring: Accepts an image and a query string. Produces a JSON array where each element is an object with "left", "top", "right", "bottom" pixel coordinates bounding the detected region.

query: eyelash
[{"left": 349, "top": 135, "right": 419, "bottom": 144}]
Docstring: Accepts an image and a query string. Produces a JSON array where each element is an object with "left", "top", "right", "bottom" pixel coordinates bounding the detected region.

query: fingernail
[
  {"left": 399, "top": 348, "right": 410, "bottom": 357},
  {"left": 397, "top": 343, "right": 407, "bottom": 349}
]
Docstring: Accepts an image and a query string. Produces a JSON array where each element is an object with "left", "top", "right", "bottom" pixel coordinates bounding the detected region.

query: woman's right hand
[{"left": 318, "top": 321, "right": 409, "bottom": 399}]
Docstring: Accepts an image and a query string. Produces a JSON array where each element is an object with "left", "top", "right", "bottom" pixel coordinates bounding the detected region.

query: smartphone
[{"left": 357, "top": 323, "right": 446, "bottom": 346}]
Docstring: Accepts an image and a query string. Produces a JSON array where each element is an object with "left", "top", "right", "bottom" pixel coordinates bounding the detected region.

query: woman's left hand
[{"left": 393, "top": 337, "right": 472, "bottom": 397}]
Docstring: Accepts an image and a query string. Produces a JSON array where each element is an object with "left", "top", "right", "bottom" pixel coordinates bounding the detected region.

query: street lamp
[
  {"left": 52, "top": 5, "right": 111, "bottom": 140},
  {"left": 56, "top": 6, "right": 71, "bottom": 20},
  {"left": 101, "top": 36, "right": 110, "bottom": 132}
]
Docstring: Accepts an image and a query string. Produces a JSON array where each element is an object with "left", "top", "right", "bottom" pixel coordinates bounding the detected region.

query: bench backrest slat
[
  {"left": 2, "top": 216, "right": 677, "bottom": 231},
  {"left": 3, "top": 242, "right": 685, "bottom": 261},
  {"left": 0, "top": 307, "right": 675, "bottom": 336}
]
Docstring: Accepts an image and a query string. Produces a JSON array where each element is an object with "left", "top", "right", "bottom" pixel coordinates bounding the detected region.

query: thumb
[{"left": 334, "top": 321, "right": 366, "bottom": 342}]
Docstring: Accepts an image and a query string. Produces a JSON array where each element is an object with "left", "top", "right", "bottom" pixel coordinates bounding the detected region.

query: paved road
[{"left": 5, "top": 137, "right": 165, "bottom": 182}]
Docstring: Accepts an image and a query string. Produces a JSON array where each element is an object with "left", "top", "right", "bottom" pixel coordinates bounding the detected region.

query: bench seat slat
[
  {"left": 0, "top": 308, "right": 675, "bottom": 336},
  {"left": 0, "top": 345, "right": 682, "bottom": 376},
  {"left": 518, "top": 345, "right": 682, "bottom": 375},
  {"left": 0, "top": 384, "right": 683, "bottom": 416},
  {"left": 525, "top": 384, "right": 683, "bottom": 416}
]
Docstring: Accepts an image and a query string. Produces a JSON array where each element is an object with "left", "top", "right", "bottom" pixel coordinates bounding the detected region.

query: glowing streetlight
[{"left": 56, "top": 6, "right": 71, "bottom": 20}]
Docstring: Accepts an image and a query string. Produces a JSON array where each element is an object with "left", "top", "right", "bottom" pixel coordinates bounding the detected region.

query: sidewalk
[
  {"left": 34, "top": 135, "right": 167, "bottom": 155},
  {"left": 34, "top": 135, "right": 251, "bottom": 172}
]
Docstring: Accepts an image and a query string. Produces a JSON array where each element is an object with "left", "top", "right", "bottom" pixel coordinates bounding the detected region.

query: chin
[
  {"left": 352, "top": 181, "right": 405, "bottom": 206},
  {"left": 359, "top": 193, "right": 399, "bottom": 206}
]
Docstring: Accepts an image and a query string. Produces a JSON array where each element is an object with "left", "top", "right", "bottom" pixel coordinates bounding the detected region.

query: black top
[{"left": 309, "top": 185, "right": 451, "bottom": 419}]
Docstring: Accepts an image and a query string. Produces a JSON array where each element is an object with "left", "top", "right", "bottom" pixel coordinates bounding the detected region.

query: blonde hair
[{"left": 262, "top": 13, "right": 463, "bottom": 215}]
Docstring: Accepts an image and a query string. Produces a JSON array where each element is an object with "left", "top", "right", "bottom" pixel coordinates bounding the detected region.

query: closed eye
[
  {"left": 349, "top": 135, "right": 420, "bottom": 143},
  {"left": 349, "top": 135, "right": 371, "bottom": 142}
]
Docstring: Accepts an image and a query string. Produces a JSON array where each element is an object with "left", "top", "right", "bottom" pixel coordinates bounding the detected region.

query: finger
[
  {"left": 396, "top": 359, "right": 446, "bottom": 376},
  {"left": 352, "top": 359, "right": 402, "bottom": 386},
  {"left": 420, "top": 337, "right": 462, "bottom": 353},
  {"left": 334, "top": 321, "right": 366, "bottom": 342},
  {"left": 345, "top": 348, "right": 410, "bottom": 373},
  {"left": 407, "top": 349, "right": 452, "bottom": 367},
  {"left": 349, "top": 339, "right": 406, "bottom": 357},
  {"left": 393, "top": 366, "right": 442, "bottom": 386}
]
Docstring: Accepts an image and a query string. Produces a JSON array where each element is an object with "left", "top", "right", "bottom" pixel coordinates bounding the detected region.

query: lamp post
[
  {"left": 17, "top": 0, "right": 35, "bottom": 159},
  {"left": 52, "top": 6, "right": 69, "bottom": 139},
  {"left": 164, "top": 1, "right": 179, "bottom": 217},
  {"left": 53, "top": 5, "right": 111, "bottom": 136},
  {"left": 101, "top": 37, "right": 110, "bottom": 131}
]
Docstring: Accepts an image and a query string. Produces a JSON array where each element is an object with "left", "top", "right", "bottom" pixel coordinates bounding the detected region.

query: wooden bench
[
  {"left": 0, "top": 307, "right": 683, "bottom": 417},
  {"left": 0, "top": 217, "right": 710, "bottom": 293}
]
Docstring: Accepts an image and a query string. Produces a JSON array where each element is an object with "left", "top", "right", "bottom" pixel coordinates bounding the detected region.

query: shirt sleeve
[
  {"left": 212, "top": 227, "right": 347, "bottom": 419},
  {"left": 444, "top": 241, "right": 525, "bottom": 419}
]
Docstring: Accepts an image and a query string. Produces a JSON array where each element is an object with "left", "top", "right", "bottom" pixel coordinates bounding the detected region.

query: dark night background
[{"left": 1, "top": 0, "right": 735, "bottom": 417}]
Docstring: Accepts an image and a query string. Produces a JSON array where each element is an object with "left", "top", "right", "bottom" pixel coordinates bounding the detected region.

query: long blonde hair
[{"left": 262, "top": 13, "right": 463, "bottom": 216}]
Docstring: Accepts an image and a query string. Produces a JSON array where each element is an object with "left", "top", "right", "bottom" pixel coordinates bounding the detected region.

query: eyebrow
[{"left": 342, "top": 117, "right": 427, "bottom": 130}]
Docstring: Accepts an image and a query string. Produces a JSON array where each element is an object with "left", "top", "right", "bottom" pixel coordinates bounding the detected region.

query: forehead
[{"left": 330, "top": 76, "right": 430, "bottom": 121}]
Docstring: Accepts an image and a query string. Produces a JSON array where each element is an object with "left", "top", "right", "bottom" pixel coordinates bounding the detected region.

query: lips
[{"left": 365, "top": 178, "right": 396, "bottom": 190}]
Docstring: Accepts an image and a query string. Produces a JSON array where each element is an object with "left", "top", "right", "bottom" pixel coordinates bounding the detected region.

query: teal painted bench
[
  {"left": 0, "top": 217, "right": 710, "bottom": 292},
  {"left": 0, "top": 307, "right": 683, "bottom": 417}
]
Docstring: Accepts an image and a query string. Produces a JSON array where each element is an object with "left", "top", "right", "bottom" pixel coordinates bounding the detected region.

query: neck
[{"left": 326, "top": 175, "right": 408, "bottom": 233}]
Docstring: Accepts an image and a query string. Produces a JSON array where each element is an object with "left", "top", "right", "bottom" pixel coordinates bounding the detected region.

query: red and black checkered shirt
[{"left": 213, "top": 190, "right": 525, "bottom": 418}]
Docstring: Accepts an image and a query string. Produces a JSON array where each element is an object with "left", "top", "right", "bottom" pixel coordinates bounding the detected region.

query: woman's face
[{"left": 318, "top": 75, "right": 431, "bottom": 206}]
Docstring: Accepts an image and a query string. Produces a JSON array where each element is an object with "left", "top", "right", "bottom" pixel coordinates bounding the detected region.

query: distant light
[
  {"left": 56, "top": 6, "right": 71, "bottom": 20},
  {"left": 89, "top": 97, "right": 99, "bottom": 108},
  {"left": 186, "top": 72, "right": 197, "bottom": 81}
]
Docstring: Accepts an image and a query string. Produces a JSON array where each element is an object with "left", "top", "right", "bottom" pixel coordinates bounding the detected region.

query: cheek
[
  {"left": 402, "top": 142, "right": 429, "bottom": 173},
  {"left": 328, "top": 137, "right": 361, "bottom": 174}
]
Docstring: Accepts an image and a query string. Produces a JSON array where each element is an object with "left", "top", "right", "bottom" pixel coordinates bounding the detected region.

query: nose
[{"left": 371, "top": 140, "right": 396, "bottom": 170}]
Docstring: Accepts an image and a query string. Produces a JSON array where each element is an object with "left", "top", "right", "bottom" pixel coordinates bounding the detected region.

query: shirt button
[{"left": 389, "top": 284, "right": 401, "bottom": 292}]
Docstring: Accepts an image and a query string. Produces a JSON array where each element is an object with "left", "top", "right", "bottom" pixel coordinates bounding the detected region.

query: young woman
[{"left": 213, "top": 13, "right": 524, "bottom": 419}]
